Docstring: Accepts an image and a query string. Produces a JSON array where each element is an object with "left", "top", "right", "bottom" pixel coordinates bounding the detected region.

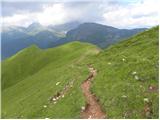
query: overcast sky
[{"left": 1, "top": 0, "right": 159, "bottom": 28}]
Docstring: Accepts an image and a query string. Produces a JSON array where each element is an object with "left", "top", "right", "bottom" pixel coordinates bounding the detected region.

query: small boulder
[{"left": 144, "top": 98, "right": 149, "bottom": 103}]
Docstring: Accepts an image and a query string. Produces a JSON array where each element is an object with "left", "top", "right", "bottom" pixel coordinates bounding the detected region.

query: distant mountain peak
[{"left": 27, "top": 22, "right": 42, "bottom": 29}]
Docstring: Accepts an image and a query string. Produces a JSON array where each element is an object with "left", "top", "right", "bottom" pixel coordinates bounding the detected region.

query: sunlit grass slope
[
  {"left": 89, "top": 26, "right": 159, "bottom": 118},
  {"left": 2, "top": 26, "right": 158, "bottom": 119},
  {"left": 2, "top": 41, "right": 100, "bottom": 118}
]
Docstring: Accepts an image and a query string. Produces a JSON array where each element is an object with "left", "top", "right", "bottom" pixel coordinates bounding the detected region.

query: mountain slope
[
  {"left": 49, "top": 21, "right": 80, "bottom": 34},
  {"left": 53, "top": 23, "right": 146, "bottom": 48},
  {"left": 1, "top": 26, "right": 158, "bottom": 119},
  {"left": 87, "top": 26, "right": 159, "bottom": 118},
  {"left": 1, "top": 22, "right": 145, "bottom": 60},
  {"left": 1, "top": 25, "right": 62, "bottom": 60},
  {"left": 2, "top": 42, "right": 100, "bottom": 118}
]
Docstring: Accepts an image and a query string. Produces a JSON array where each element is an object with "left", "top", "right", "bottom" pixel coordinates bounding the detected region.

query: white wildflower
[
  {"left": 45, "top": 118, "right": 49, "bottom": 119},
  {"left": 122, "top": 58, "right": 126, "bottom": 61},
  {"left": 134, "top": 75, "right": 139, "bottom": 80},
  {"left": 132, "top": 71, "right": 137, "bottom": 75},
  {"left": 140, "top": 85, "right": 143, "bottom": 88},
  {"left": 56, "top": 82, "right": 60, "bottom": 86},
  {"left": 43, "top": 105, "right": 47, "bottom": 108},
  {"left": 121, "top": 95, "right": 127, "bottom": 98},
  {"left": 108, "top": 62, "right": 111, "bottom": 65},
  {"left": 62, "top": 95, "right": 64, "bottom": 98},
  {"left": 54, "top": 102, "right": 57, "bottom": 104}
]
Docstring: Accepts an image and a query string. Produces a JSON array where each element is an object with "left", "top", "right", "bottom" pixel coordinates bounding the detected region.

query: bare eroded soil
[{"left": 80, "top": 65, "right": 106, "bottom": 119}]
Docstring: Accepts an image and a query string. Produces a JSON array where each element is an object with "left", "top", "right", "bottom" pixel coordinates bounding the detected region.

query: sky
[{"left": 1, "top": 0, "right": 159, "bottom": 29}]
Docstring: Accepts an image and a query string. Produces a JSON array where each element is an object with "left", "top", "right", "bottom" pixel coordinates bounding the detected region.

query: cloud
[
  {"left": 102, "top": 0, "right": 159, "bottom": 28},
  {"left": 1, "top": 0, "right": 159, "bottom": 28}
]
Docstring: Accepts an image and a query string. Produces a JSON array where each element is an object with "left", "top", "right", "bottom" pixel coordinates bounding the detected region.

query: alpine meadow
[{"left": 1, "top": 0, "right": 159, "bottom": 119}]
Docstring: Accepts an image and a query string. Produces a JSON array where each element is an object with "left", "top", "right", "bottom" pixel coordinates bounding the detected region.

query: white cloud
[
  {"left": 37, "top": 4, "right": 67, "bottom": 26},
  {"left": 2, "top": 3, "right": 68, "bottom": 27},
  {"left": 102, "top": 0, "right": 159, "bottom": 28},
  {"left": 1, "top": 0, "right": 159, "bottom": 28}
]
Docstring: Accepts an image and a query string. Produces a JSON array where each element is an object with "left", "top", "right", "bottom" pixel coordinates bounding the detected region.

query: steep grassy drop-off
[
  {"left": 87, "top": 26, "right": 159, "bottom": 118},
  {"left": 2, "top": 42, "right": 100, "bottom": 118}
]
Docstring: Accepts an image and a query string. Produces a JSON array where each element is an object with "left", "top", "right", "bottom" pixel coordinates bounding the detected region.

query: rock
[
  {"left": 149, "top": 86, "right": 153, "bottom": 90},
  {"left": 54, "top": 102, "right": 57, "bottom": 104},
  {"left": 52, "top": 98, "right": 56, "bottom": 101},
  {"left": 62, "top": 95, "right": 64, "bottom": 98},
  {"left": 144, "top": 98, "right": 149, "bottom": 103},
  {"left": 88, "top": 115, "right": 92, "bottom": 119},
  {"left": 121, "top": 95, "right": 127, "bottom": 98},
  {"left": 81, "top": 106, "right": 85, "bottom": 111}
]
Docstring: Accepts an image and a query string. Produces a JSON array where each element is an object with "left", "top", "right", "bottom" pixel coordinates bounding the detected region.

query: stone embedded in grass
[
  {"left": 144, "top": 98, "right": 149, "bottom": 103},
  {"left": 54, "top": 101, "right": 57, "bottom": 104},
  {"left": 121, "top": 95, "right": 127, "bottom": 98},
  {"left": 56, "top": 97, "right": 59, "bottom": 100},
  {"left": 56, "top": 82, "right": 60, "bottom": 86},
  {"left": 81, "top": 106, "right": 85, "bottom": 111},
  {"left": 45, "top": 118, "right": 50, "bottom": 119},
  {"left": 52, "top": 98, "right": 56, "bottom": 101},
  {"left": 88, "top": 115, "right": 92, "bottom": 119},
  {"left": 62, "top": 95, "right": 64, "bottom": 98}
]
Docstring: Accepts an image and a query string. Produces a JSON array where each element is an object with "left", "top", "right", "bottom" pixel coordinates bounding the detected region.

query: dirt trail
[{"left": 80, "top": 65, "right": 106, "bottom": 119}]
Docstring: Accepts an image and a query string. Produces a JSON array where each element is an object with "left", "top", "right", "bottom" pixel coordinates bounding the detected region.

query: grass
[
  {"left": 1, "top": 26, "right": 159, "bottom": 118},
  {"left": 88, "top": 26, "right": 159, "bottom": 118},
  {"left": 2, "top": 41, "right": 100, "bottom": 118}
]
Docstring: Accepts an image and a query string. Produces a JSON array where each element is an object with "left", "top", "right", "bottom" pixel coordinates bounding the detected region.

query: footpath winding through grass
[
  {"left": 2, "top": 42, "right": 100, "bottom": 118},
  {"left": 80, "top": 64, "right": 106, "bottom": 119}
]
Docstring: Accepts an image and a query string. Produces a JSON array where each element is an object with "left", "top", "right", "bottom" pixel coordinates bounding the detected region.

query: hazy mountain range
[{"left": 1, "top": 22, "right": 146, "bottom": 60}]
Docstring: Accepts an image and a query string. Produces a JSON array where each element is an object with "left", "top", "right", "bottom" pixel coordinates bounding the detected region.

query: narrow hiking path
[{"left": 80, "top": 64, "right": 106, "bottom": 119}]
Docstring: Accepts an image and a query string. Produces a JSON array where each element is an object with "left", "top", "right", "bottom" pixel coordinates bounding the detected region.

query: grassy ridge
[
  {"left": 1, "top": 26, "right": 159, "bottom": 118},
  {"left": 89, "top": 26, "right": 159, "bottom": 118},
  {"left": 2, "top": 41, "right": 100, "bottom": 118}
]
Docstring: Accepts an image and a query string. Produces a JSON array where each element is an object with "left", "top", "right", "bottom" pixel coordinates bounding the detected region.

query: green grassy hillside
[
  {"left": 2, "top": 41, "right": 100, "bottom": 118},
  {"left": 1, "top": 26, "right": 159, "bottom": 119},
  {"left": 88, "top": 26, "right": 159, "bottom": 118}
]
